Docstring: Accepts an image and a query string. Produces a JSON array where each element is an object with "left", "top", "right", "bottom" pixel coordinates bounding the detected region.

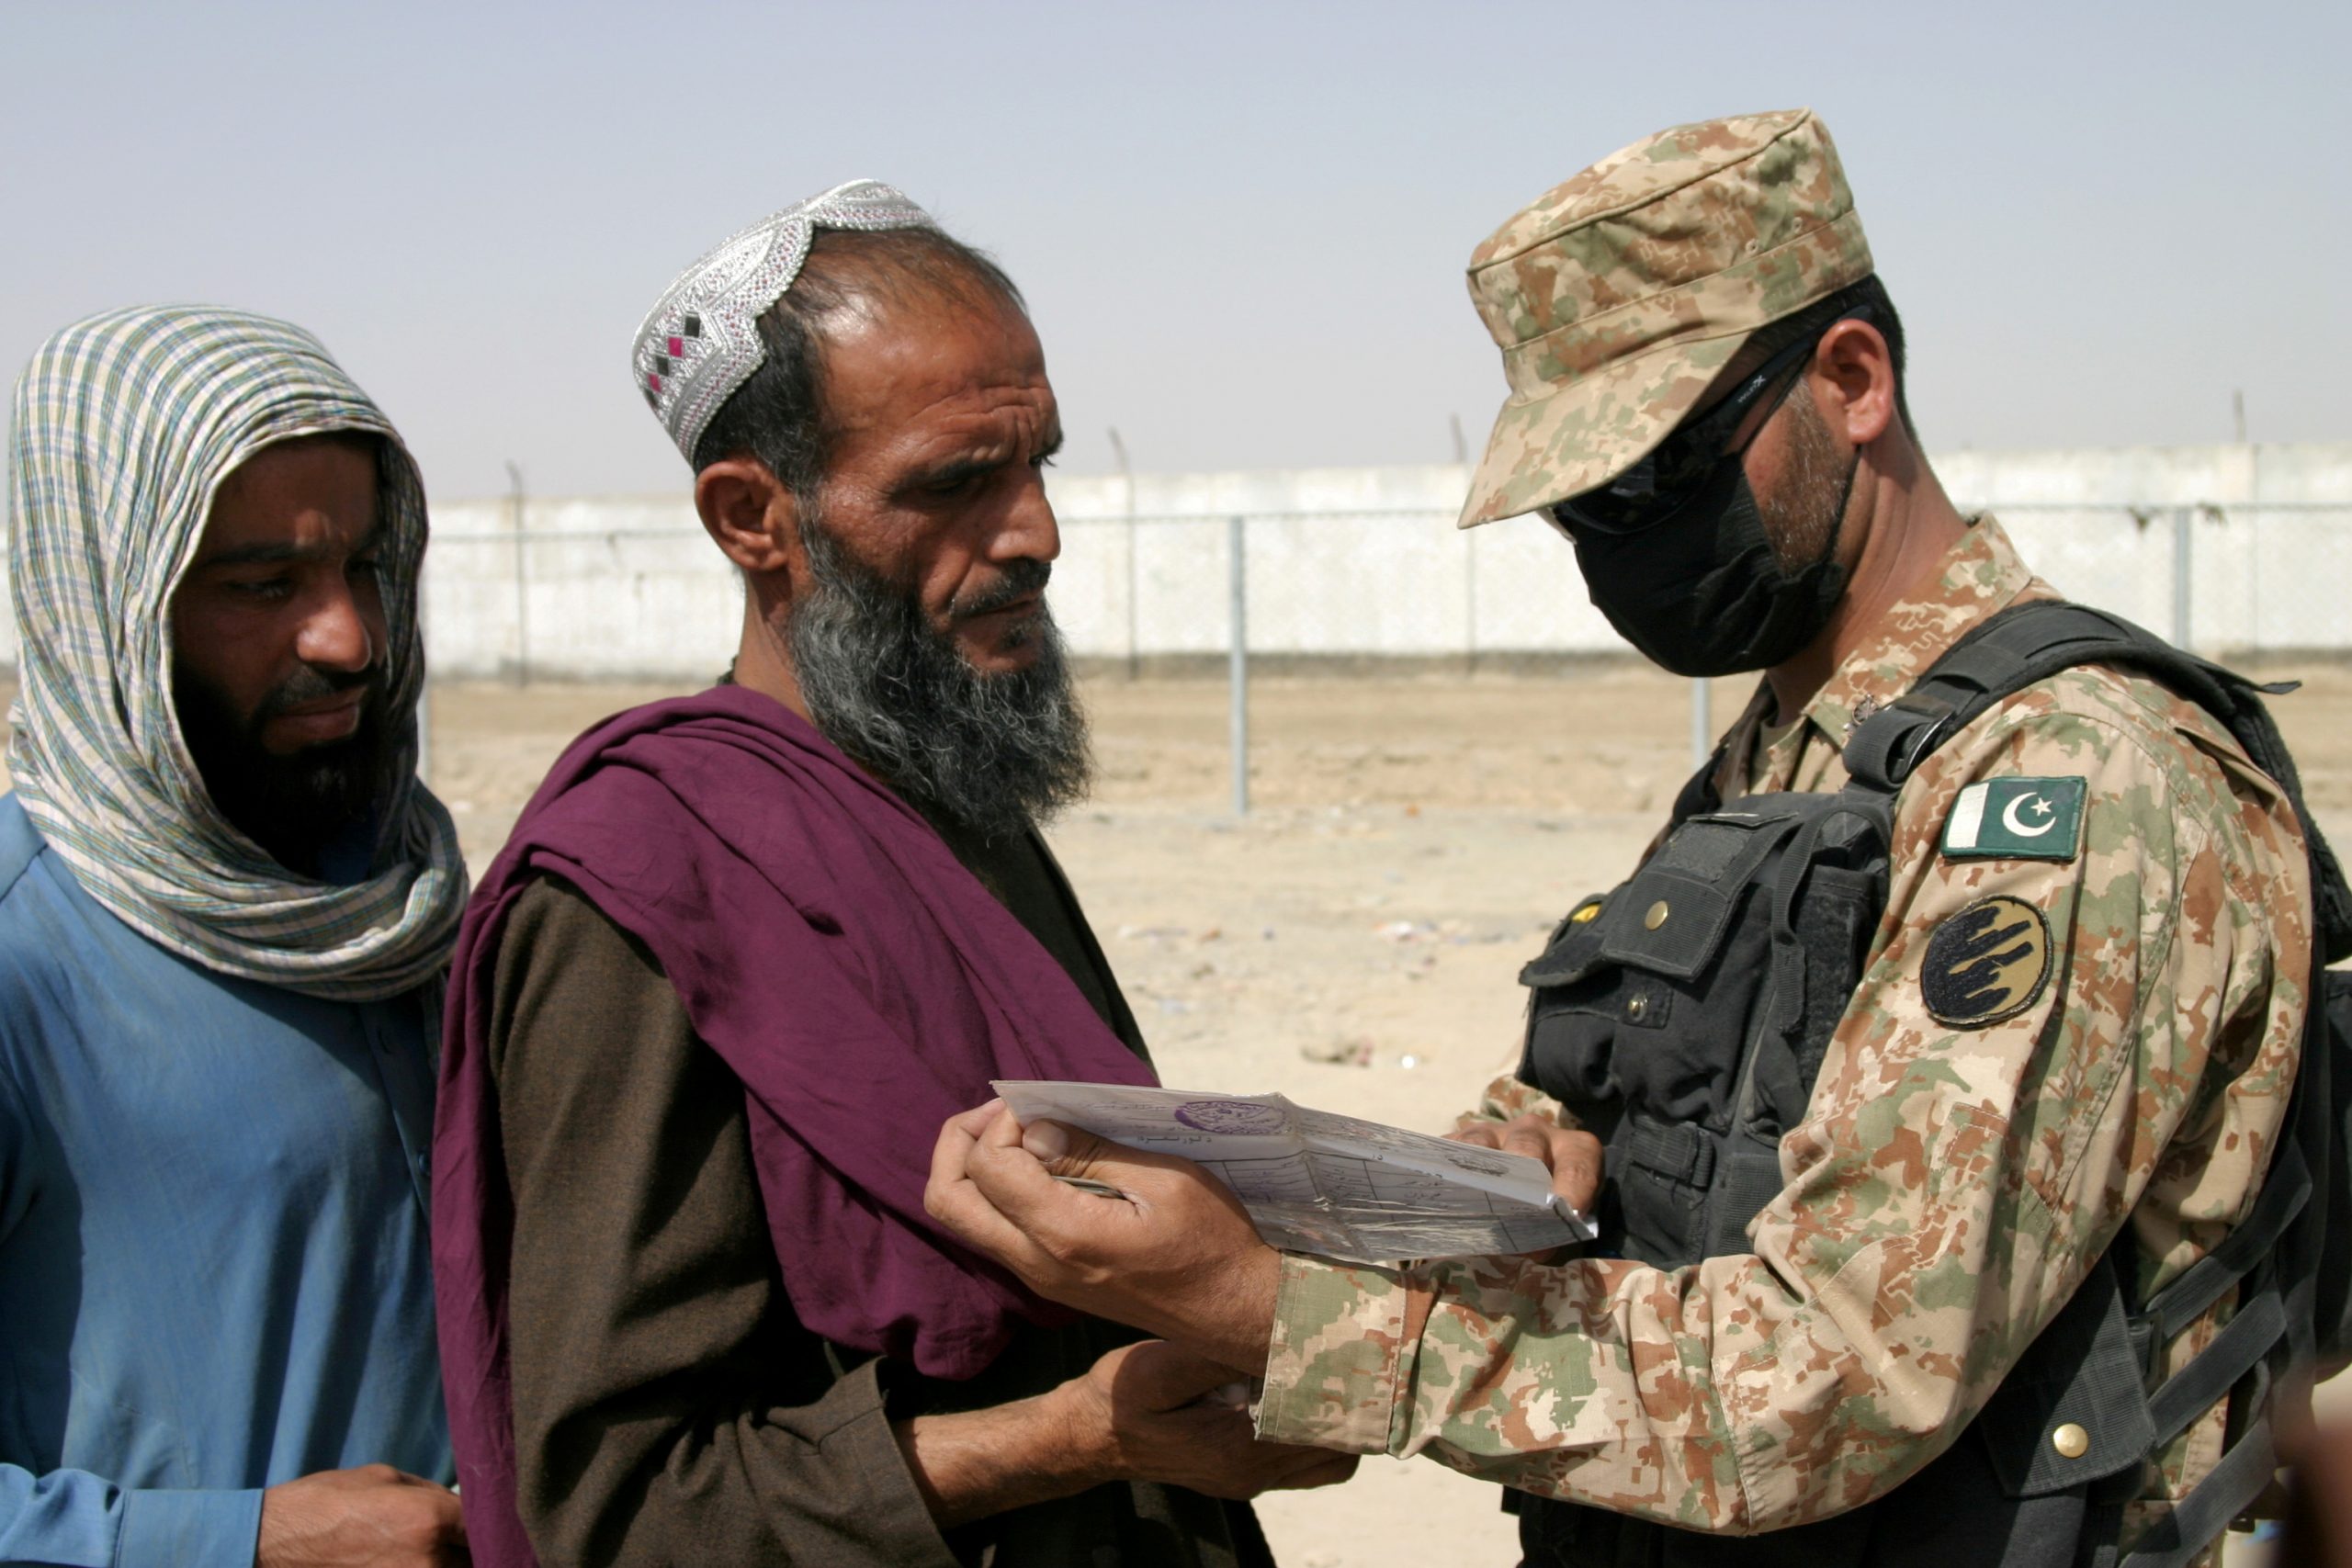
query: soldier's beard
[
  {"left": 1757, "top": 385, "right": 1855, "bottom": 573},
  {"left": 786, "top": 510, "right": 1091, "bottom": 844}
]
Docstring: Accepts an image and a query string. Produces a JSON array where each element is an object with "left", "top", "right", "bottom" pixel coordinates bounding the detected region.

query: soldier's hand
[
  {"left": 1053, "top": 1340, "right": 1358, "bottom": 1499},
  {"left": 258, "top": 1464, "right": 467, "bottom": 1567},
  {"left": 927, "top": 1101, "right": 1281, "bottom": 1372},
  {"left": 1450, "top": 1112, "right": 1604, "bottom": 1223}
]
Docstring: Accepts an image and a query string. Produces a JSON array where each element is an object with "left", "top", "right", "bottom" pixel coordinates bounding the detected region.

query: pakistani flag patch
[{"left": 1940, "top": 777, "right": 2087, "bottom": 862}]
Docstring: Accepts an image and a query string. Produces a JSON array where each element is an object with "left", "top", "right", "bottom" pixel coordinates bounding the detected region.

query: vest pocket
[
  {"left": 1615, "top": 1109, "right": 1719, "bottom": 1265},
  {"left": 1525, "top": 830, "right": 1790, "bottom": 1129}
]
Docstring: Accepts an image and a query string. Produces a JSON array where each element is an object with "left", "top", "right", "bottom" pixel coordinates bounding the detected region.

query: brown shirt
[{"left": 490, "top": 827, "right": 1272, "bottom": 1568}]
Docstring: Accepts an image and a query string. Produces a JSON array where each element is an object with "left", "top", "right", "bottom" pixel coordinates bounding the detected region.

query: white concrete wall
[
  {"left": 125, "top": 443, "right": 2352, "bottom": 683},
  {"left": 1933, "top": 445, "right": 2352, "bottom": 654},
  {"left": 424, "top": 495, "right": 733, "bottom": 682}
]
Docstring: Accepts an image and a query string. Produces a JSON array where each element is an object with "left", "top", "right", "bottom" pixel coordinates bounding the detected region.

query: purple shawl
[{"left": 431, "top": 686, "right": 1154, "bottom": 1568}]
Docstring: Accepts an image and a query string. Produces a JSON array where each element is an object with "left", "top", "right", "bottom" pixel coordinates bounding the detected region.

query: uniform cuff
[
  {"left": 116, "top": 1486, "right": 265, "bottom": 1568},
  {"left": 1462, "top": 1072, "right": 1576, "bottom": 1133},
  {"left": 1253, "top": 1253, "right": 1414, "bottom": 1453}
]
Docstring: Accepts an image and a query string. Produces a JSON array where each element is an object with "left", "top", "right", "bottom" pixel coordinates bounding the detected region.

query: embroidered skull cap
[{"left": 631, "top": 179, "right": 938, "bottom": 463}]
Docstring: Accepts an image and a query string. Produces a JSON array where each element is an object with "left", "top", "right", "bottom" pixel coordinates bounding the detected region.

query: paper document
[{"left": 993, "top": 1080, "right": 1595, "bottom": 1265}]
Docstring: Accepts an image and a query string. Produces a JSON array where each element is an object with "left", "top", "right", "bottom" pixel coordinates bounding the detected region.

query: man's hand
[
  {"left": 899, "top": 1340, "right": 1355, "bottom": 1527},
  {"left": 1449, "top": 1111, "right": 1604, "bottom": 1223},
  {"left": 257, "top": 1465, "right": 466, "bottom": 1568},
  {"left": 1055, "top": 1339, "right": 1357, "bottom": 1499},
  {"left": 926, "top": 1101, "right": 1281, "bottom": 1371}
]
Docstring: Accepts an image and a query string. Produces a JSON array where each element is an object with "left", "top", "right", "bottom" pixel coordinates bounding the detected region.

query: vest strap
[
  {"left": 2142, "top": 1142, "right": 2311, "bottom": 1343},
  {"left": 1843, "top": 693, "right": 1959, "bottom": 792},
  {"left": 2118, "top": 1419, "right": 2278, "bottom": 1568},
  {"left": 1624, "top": 1118, "right": 1715, "bottom": 1187}
]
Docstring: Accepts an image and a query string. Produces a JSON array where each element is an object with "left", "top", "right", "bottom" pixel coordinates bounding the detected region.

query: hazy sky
[{"left": 5, "top": 0, "right": 2345, "bottom": 504}]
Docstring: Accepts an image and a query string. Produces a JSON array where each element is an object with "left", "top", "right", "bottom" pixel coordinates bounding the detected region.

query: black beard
[
  {"left": 1757, "top": 383, "right": 1853, "bottom": 573},
  {"left": 786, "top": 513, "right": 1091, "bottom": 844},
  {"left": 172, "top": 660, "right": 394, "bottom": 876}
]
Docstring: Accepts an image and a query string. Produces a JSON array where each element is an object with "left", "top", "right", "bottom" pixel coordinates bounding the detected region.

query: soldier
[{"left": 926, "top": 108, "right": 2314, "bottom": 1566}]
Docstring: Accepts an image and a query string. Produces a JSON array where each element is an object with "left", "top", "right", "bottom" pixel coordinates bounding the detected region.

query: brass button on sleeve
[
  {"left": 1626, "top": 995, "right": 1648, "bottom": 1021},
  {"left": 1644, "top": 900, "right": 1670, "bottom": 931},
  {"left": 2051, "top": 1423, "right": 2090, "bottom": 1460}
]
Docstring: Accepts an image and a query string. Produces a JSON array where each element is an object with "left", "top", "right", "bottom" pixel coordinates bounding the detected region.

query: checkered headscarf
[{"left": 6, "top": 305, "right": 466, "bottom": 1000}]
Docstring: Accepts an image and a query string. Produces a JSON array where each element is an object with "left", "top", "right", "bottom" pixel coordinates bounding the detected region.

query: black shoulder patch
[{"left": 1921, "top": 895, "right": 2054, "bottom": 1029}]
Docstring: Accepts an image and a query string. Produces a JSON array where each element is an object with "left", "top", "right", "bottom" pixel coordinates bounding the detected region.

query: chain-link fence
[
  {"left": 1039, "top": 500, "right": 2352, "bottom": 809},
  {"left": 410, "top": 497, "right": 2352, "bottom": 808}
]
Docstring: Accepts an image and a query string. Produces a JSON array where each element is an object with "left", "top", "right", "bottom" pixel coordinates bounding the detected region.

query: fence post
[
  {"left": 1464, "top": 525, "right": 1479, "bottom": 675},
  {"left": 1228, "top": 514, "right": 1249, "bottom": 817},
  {"left": 1690, "top": 676, "right": 1713, "bottom": 773},
  {"left": 506, "top": 461, "right": 529, "bottom": 685},
  {"left": 1126, "top": 514, "right": 1141, "bottom": 681},
  {"left": 1111, "top": 428, "right": 1138, "bottom": 680},
  {"left": 413, "top": 575, "right": 435, "bottom": 787},
  {"left": 2172, "top": 504, "right": 2193, "bottom": 650}
]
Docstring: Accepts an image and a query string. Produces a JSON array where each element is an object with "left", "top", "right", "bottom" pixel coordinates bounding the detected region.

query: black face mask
[{"left": 1566, "top": 448, "right": 1855, "bottom": 678}]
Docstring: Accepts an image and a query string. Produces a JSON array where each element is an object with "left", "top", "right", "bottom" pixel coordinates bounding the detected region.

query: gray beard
[{"left": 786, "top": 513, "right": 1091, "bottom": 844}]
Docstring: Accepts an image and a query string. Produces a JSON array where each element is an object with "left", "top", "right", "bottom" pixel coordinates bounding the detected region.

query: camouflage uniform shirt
[{"left": 1254, "top": 516, "right": 2310, "bottom": 1541}]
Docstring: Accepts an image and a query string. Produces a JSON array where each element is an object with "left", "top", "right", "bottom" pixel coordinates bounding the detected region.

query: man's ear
[
  {"left": 1811, "top": 319, "right": 1898, "bottom": 451},
  {"left": 695, "top": 457, "right": 800, "bottom": 575}
]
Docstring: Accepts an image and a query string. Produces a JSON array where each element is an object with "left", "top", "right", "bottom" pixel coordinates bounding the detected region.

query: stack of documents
[{"left": 993, "top": 1081, "right": 1595, "bottom": 1265}]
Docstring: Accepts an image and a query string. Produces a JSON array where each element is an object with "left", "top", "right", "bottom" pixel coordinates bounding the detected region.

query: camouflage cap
[{"left": 1458, "top": 107, "right": 1873, "bottom": 528}]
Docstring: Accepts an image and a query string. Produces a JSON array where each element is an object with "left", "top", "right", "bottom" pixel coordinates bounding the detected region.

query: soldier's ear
[
  {"left": 1812, "top": 319, "right": 1896, "bottom": 450},
  {"left": 695, "top": 457, "right": 799, "bottom": 575}
]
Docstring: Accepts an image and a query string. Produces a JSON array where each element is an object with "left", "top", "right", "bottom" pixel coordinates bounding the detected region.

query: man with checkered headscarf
[{"left": 0, "top": 305, "right": 469, "bottom": 1567}]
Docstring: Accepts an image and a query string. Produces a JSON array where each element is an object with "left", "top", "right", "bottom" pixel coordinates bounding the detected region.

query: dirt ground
[{"left": 404, "top": 660, "right": 2352, "bottom": 1567}]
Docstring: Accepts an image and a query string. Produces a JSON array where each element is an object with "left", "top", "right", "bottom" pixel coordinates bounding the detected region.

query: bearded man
[
  {"left": 928, "top": 112, "right": 2325, "bottom": 1567},
  {"left": 0, "top": 307, "right": 469, "bottom": 1565},
  {"left": 432, "top": 182, "right": 1349, "bottom": 1568}
]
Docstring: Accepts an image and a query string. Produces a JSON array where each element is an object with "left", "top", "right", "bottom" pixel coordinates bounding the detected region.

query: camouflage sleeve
[
  {"left": 1256, "top": 692, "right": 2295, "bottom": 1533},
  {"left": 1451, "top": 1071, "right": 1579, "bottom": 1135}
]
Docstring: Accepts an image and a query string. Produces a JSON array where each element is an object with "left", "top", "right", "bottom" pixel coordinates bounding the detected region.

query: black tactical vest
[{"left": 1508, "top": 602, "right": 2352, "bottom": 1568}]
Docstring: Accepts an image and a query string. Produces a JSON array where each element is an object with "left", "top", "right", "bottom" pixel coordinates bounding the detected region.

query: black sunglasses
[{"left": 1548, "top": 306, "right": 1872, "bottom": 537}]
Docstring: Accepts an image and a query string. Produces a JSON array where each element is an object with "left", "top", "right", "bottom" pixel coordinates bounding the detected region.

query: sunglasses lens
[
  {"left": 1552, "top": 443, "right": 1714, "bottom": 536},
  {"left": 1553, "top": 462, "right": 1672, "bottom": 536},
  {"left": 1547, "top": 304, "right": 1866, "bottom": 539},
  {"left": 1551, "top": 350, "right": 1799, "bottom": 536}
]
